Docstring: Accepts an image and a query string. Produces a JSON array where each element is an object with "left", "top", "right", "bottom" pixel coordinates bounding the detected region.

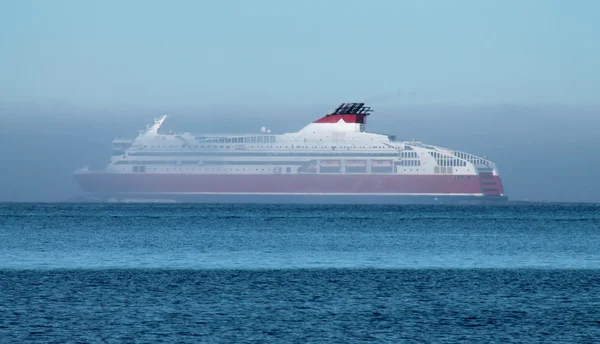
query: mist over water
[{"left": 0, "top": 103, "right": 598, "bottom": 202}]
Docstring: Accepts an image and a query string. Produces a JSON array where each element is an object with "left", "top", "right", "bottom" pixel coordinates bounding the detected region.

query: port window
[
  {"left": 133, "top": 166, "right": 139, "bottom": 172},
  {"left": 140, "top": 166, "right": 146, "bottom": 172},
  {"left": 286, "top": 167, "right": 291, "bottom": 173}
]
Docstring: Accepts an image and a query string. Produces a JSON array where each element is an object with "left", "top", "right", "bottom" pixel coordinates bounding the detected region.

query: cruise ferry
[{"left": 74, "top": 103, "right": 507, "bottom": 203}]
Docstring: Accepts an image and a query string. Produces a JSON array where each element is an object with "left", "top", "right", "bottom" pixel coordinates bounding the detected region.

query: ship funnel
[{"left": 298, "top": 103, "right": 372, "bottom": 134}]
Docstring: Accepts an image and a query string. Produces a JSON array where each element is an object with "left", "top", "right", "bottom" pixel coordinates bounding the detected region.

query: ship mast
[{"left": 139, "top": 115, "right": 167, "bottom": 138}]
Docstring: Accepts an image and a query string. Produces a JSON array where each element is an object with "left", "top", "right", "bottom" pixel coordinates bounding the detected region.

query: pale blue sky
[{"left": 1, "top": 0, "right": 598, "bottom": 108}]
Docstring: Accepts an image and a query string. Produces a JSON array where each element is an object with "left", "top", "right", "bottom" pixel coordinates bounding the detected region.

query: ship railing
[{"left": 474, "top": 163, "right": 495, "bottom": 171}]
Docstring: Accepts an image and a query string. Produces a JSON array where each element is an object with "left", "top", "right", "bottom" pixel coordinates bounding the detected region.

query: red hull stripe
[{"left": 75, "top": 173, "right": 504, "bottom": 196}]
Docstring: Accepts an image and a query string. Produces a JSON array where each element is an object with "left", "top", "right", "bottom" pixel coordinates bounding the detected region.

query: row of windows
[
  {"left": 320, "top": 168, "right": 395, "bottom": 174},
  {"left": 144, "top": 145, "right": 183, "bottom": 149},
  {"left": 128, "top": 152, "right": 401, "bottom": 157},
  {"left": 139, "top": 144, "right": 395, "bottom": 150},
  {"left": 131, "top": 166, "right": 280, "bottom": 173},
  {"left": 401, "top": 151, "right": 418, "bottom": 158},
  {"left": 429, "top": 151, "right": 471, "bottom": 167},
  {"left": 429, "top": 151, "right": 451, "bottom": 159},
  {"left": 397, "top": 160, "right": 421, "bottom": 166},
  {"left": 203, "top": 136, "right": 277, "bottom": 144},
  {"left": 313, "top": 165, "right": 395, "bottom": 172},
  {"left": 118, "top": 160, "right": 205, "bottom": 165},
  {"left": 118, "top": 158, "right": 478, "bottom": 170},
  {"left": 127, "top": 166, "right": 405, "bottom": 174},
  {"left": 436, "top": 159, "right": 467, "bottom": 167},
  {"left": 205, "top": 161, "right": 307, "bottom": 165},
  {"left": 117, "top": 159, "right": 399, "bottom": 166},
  {"left": 123, "top": 160, "right": 475, "bottom": 171}
]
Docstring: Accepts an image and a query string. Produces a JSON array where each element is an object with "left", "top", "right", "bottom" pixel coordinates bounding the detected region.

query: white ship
[{"left": 75, "top": 103, "right": 506, "bottom": 203}]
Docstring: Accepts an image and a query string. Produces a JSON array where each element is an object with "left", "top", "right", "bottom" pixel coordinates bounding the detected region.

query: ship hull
[{"left": 74, "top": 172, "right": 506, "bottom": 204}]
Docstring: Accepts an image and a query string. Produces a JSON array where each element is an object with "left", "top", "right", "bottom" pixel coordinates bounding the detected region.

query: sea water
[{"left": 1, "top": 203, "right": 599, "bottom": 342}]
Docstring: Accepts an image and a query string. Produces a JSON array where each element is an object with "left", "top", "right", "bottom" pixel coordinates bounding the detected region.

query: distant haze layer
[{"left": 0, "top": 103, "right": 598, "bottom": 202}]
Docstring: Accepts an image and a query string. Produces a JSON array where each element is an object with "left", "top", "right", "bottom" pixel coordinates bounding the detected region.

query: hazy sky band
[{"left": 1, "top": 0, "right": 598, "bottom": 108}]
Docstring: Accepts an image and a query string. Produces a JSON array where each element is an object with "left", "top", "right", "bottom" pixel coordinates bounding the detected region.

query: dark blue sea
[{"left": 1, "top": 203, "right": 599, "bottom": 343}]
